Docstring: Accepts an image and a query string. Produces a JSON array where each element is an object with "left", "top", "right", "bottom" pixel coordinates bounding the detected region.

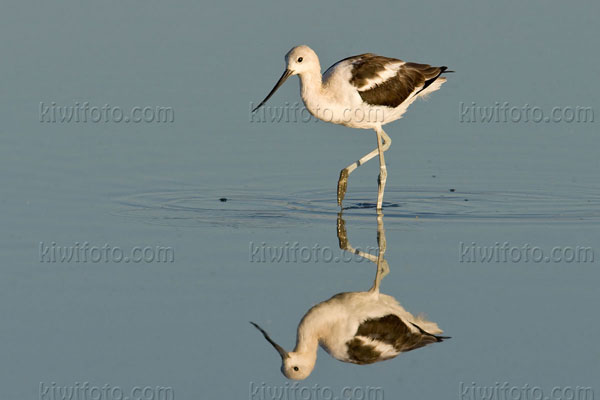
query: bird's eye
[
  {"left": 297, "top": 57, "right": 303, "bottom": 63},
  {"left": 293, "top": 366, "right": 299, "bottom": 371}
]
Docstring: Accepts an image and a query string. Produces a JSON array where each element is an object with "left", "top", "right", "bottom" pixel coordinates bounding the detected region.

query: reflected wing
[{"left": 346, "top": 314, "right": 444, "bottom": 364}]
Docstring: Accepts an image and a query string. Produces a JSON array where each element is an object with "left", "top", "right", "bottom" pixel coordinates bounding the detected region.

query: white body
[
  {"left": 302, "top": 60, "right": 446, "bottom": 129},
  {"left": 253, "top": 45, "right": 450, "bottom": 212},
  {"left": 250, "top": 212, "right": 448, "bottom": 380},
  {"left": 298, "top": 290, "right": 443, "bottom": 362}
]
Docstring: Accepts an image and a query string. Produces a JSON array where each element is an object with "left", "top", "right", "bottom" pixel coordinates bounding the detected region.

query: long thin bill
[
  {"left": 250, "top": 322, "right": 289, "bottom": 359},
  {"left": 252, "top": 69, "right": 292, "bottom": 112}
]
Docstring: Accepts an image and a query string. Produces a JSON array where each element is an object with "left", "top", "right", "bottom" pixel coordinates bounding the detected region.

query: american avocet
[
  {"left": 251, "top": 213, "right": 449, "bottom": 380},
  {"left": 252, "top": 45, "right": 451, "bottom": 210}
]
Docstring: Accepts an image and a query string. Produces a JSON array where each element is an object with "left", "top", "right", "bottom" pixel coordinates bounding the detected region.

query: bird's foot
[
  {"left": 337, "top": 169, "right": 349, "bottom": 206},
  {"left": 337, "top": 213, "right": 349, "bottom": 249}
]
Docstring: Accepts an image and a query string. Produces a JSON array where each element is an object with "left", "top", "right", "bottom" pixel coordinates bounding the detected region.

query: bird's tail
[
  {"left": 412, "top": 314, "right": 443, "bottom": 334},
  {"left": 413, "top": 66, "right": 450, "bottom": 99},
  {"left": 410, "top": 321, "right": 451, "bottom": 342},
  {"left": 433, "top": 334, "right": 452, "bottom": 342}
]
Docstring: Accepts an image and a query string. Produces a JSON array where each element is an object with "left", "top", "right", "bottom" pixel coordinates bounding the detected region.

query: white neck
[
  {"left": 298, "top": 68, "right": 323, "bottom": 106},
  {"left": 292, "top": 310, "right": 324, "bottom": 366},
  {"left": 290, "top": 330, "right": 318, "bottom": 372},
  {"left": 294, "top": 329, "right": 319, "bottom": 354}
]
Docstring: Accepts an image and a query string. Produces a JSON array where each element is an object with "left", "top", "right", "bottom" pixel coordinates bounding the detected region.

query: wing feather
[
  {"left": 351, "top": 57, "right": 447, "bottom": 108},
  {"left": 353, "top": 314, "right": 440, "bottom": 353},
  {"left": 324, "top": 53, "right": 449, "bottom": 108}
]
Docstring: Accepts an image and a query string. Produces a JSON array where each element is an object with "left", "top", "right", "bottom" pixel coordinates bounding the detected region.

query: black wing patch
[
  {"left": 347, "top": 54, "right": 399, "bottom": 88},
  {"left": 352, "top": 314, "right": 444, "bottom": 355},
  {"left": 324, "top": 53, "right": 449, "bottom": 108},
  {"left": 346, "top": 338, "right": 383, "bottom": 365},
  {"left": 354, "top": 59, "right": 448, "bottom": 108},
  {"left": 322, "top": 53, "right": 377, "bottom": 78}
]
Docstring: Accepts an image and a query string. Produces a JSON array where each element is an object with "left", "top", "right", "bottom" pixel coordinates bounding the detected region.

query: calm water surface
[{"left": 1, "top": 0, "right": 599, "bottom": 398}]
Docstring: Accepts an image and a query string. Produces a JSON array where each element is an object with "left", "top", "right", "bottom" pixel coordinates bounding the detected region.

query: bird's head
[
  {"left": 252, "top": 45, "right": 319, "bottom": 112},
  {"left": 250, "top": 322, "right": 316, "bottom": 380},
  {"left": 280, "top": 351, "right": 315, "bottom": 380},
  {"left": 284, "top": 45, "right": 319, "bottom": 76}
]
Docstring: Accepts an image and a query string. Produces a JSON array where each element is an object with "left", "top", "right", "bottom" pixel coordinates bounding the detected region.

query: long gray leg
[
  {"left": 372, "top": 211, "right": 389, "bottom": 293},
  {"left": 337, "top": 129, "right": 391, "bottom": 207},
  {"left": 337, "top": 212, "right": 378, "bottom": 263},
  {"left": 375, "top": 126, "right": 390, "bottom": 210},
  {"left": 336, "top": 211, "right": 389, "bottom": 294}
]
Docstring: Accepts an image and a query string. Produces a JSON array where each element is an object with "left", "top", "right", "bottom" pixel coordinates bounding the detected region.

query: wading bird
[
  {"left": 252, "top": 45, "right": 451, "bottom": 210},
  {"left": 251, "top": 213, "right": 449, "bottom": 380}
]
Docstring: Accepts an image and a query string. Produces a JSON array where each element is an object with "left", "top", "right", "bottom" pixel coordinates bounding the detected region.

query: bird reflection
[{"left": 251, "top": 212, "right": 449, "bottom": 380}]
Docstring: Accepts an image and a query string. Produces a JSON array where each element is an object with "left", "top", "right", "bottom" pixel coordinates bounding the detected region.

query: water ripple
[{"left": 112, "top": 185, "right": 600, "bottom": 228}]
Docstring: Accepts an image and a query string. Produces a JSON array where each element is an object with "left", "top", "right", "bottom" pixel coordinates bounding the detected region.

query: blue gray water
[{"left": 1, "top": 0, "right": 599, "bottom": 399}]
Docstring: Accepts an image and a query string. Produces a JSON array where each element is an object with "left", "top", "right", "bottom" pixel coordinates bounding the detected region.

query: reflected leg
[{"left": 336, "top": 211, "right": 389, "bottom": 294}]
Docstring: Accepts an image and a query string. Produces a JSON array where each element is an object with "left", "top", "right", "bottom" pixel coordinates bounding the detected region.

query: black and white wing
[
  {"left": 326, "top": 54, "right": 448, "bottom": 108},
  {"left": 345, "top": 314, "right": 448, "bottom": 365}
]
